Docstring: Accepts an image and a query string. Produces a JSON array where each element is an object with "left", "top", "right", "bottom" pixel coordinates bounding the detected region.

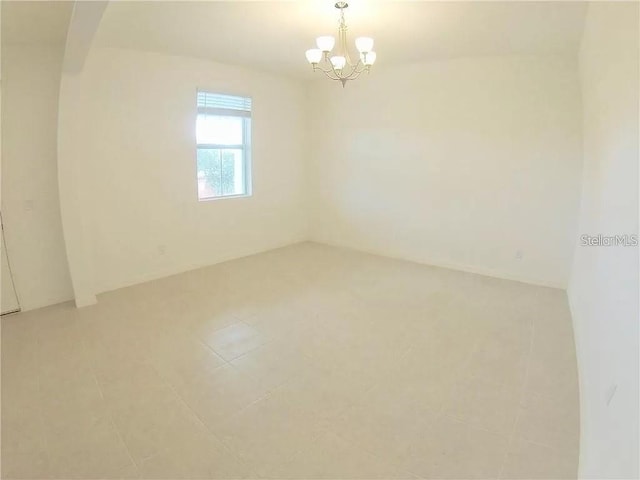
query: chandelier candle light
[{"left": 305, "top": 2, "right": 377, "bottom": 87}]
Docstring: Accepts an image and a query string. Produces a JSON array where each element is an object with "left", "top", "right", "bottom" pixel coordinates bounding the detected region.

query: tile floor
[{"left": 1, "top": 242, "right": 580, "bottom": 479}]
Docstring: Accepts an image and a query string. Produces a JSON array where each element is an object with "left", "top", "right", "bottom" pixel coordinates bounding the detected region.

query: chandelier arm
[
  {"left": 352, "top": 61, "right": 371, "bottom": 78},
  {"left": 321, "top": 70, "right": 341, "bottom": 81},
  {"left": 346, "top": 61, "right": 366, "bottom": 78},
  {"left": 327, "top": 59, "right": 348, "bottom": 81},
  {"left": 316, "top": 62, "right": 343, "bottom": 80},
  {"left": 315, "top": 63, "right": 343, "bottom": 80},
  {"left": 315, "top": 64, "right": 333, "bottom": 74},
  {"left": 339, "top": 69, "right": 356, "bottom": 81},
  {"left": 355, "top": 64, "right": 372, "bottom": 77},
  {"left": 344, "top": 68, "right": 364, "bottom": 81},
  {"left": 345, "top": 53, "right": 361, "bottom": 68},
  {"left": 337, "top": 62, "right": 363, "bottom": 81},
  {"left": 315, "top": 58, "right": 368, "bottom": 82},
  {"left": 315, "top": 62, "right": 366, "bottom": 84}
]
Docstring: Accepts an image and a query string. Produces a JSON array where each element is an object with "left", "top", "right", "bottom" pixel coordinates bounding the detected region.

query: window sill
[{"left": 198, "top": 193, "right": 252, "bottom": 202}]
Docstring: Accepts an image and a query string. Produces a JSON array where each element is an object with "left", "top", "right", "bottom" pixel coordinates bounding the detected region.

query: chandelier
[{"left": 305, "top": 2, "right": 377, "bottom": 87}]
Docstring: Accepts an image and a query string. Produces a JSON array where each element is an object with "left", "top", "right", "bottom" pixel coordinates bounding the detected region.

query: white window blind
[{"left": 197, "top": 91, "right": 252, "bottom": 118}]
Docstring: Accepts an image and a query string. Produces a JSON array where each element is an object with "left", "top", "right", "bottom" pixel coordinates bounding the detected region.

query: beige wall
[
  {"left": 57, "top": 47, "right": 310, "bottom": 295},
  {"left": 308, "top": 55, "right": 583, "bottom": 288},
  {"left": 1, "top": 45, "right": 73, "bottom": 310},
  {"left": 568, "top": 3, "right": 639, "bottom": 478},
  {"left": 3, "top": 6, "right": 639, "bottom": 477}
]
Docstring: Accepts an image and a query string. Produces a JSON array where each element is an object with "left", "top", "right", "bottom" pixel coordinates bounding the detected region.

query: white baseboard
[
  {"left": 94, "top": 236, "right": 310, "bottom": 297},
  {"left": 310, "top": 239, "right": 567, "bottom": 290},
  {"left": 74, "top": 294, "right": 97, "bottom": 308}
]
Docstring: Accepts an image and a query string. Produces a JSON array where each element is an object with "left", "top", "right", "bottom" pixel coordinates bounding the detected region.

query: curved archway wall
[
  {"left": 58, "top": 72, "right": 98, "bottom": 306},
  {"left": 567, "top": 2, "right": 639, "bottom": 478},
  {"left": 57, "top": 0, "right": 108, "bottom": 307}
]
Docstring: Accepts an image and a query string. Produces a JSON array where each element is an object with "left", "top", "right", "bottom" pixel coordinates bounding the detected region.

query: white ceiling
[
  {"left": 2, "top": 1, "right": 73, "bottom": 46},
  {"left": 3, "top": 1, "right": 588, "bottom": 78}
]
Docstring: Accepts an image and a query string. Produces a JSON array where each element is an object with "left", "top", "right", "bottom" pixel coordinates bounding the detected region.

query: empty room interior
[{"left": 1, "top": 1, "right": 638, "bottom": 479}]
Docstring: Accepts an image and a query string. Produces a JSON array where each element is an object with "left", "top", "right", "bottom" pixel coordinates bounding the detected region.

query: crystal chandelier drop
[{"left": 305, "top": 2, "right": 377, "bottom": 87}]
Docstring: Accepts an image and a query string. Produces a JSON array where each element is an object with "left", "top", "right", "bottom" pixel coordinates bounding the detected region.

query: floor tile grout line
[
  {"left": 497, "top": 315, "right": 536, "bottom": 479},
  {"left": 89, "top": 367, "right": 141, "bottom": 477},
  {"left": 327, "top": 427, "right": 419, "bottom": 479},
  {"left": 84, "top": 316, "right": 143, "bottom": 475},
  {"left": 88, "top": 325, "right": 203, "bottom": 476},
  {"left": 306, "top": 340, "right": 438, "bottom": 480},
  {"left": 157, "top": 359, "right": 272, "bottom": 474},
  {"left": 32, "top": 332, "right": 54, "bottom": 478},
  {"left": 519, "top": 435, "right": 579, "bottom": 454},
  {"left": 194, "top": 318, "right": 274, "bottom": 364},
  {"left": 156, "top": 351, "right": 267, "bottom": 475},
  {"left": 194, "top": 337, "right": 233, "bottom": 368}
]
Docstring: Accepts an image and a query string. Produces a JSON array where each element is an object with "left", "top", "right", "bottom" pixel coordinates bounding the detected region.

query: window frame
[{"left": 195, "top": 91, "right": 253, "bottom": 201}]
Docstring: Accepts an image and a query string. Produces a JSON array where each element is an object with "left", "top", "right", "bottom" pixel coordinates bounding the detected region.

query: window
[{"left": 196, "top": 91, "right": 252, "bottom": 200}]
